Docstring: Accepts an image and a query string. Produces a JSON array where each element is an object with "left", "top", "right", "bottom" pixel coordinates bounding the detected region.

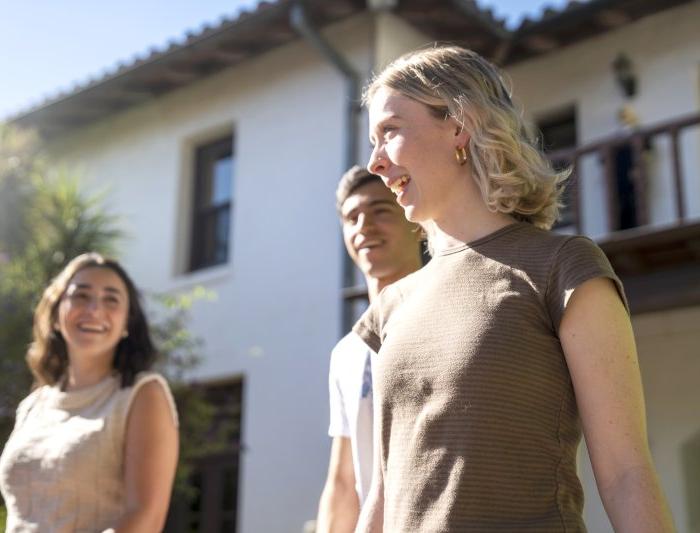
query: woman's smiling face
[
  {"left": 367, "top": 86, "right": 469, "bottom": 224},
  {"left": 56, "top": 266, "right": 129, "bottom": 365}
]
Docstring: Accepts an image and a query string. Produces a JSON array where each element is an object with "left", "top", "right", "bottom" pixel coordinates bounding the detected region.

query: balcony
[{"left": 549, "top": 112, "right": 700, "bottom": 313}]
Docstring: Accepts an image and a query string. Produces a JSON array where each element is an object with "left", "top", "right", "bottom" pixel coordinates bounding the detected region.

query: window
[
  {"left": 165, "top": 377, "right": 244, "bottom": 533},
  {"left": 189, "top": 136, "right": 234, "bottom": 271},
  {"left": 537, "top": 108, "right": 577, "bottom": 227}
]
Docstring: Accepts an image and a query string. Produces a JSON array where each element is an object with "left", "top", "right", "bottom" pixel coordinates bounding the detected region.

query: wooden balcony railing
[
  {"left": 341, "top": 111, "right": 700, "bottom": 327},
  {"left": 548, "top": 112, "right": 700, "bottom": 235}
]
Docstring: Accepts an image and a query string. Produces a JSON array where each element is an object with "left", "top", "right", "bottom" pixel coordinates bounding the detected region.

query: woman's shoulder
[
  {"left": 16, "top": 385, "right": 47, "bottom": 413},
  {"left": 509, "top": 223, "right": 606, "bottom": 262},
  {"left": 131, "top": 370, "right": 170, "bottom": 388},
  {"left": 386, "top": 261, "right": 430, "bottom": 297},
  {"left": 125, "top": 372, "right": 179, "bottom": 427},
  {"left": 513, "top": 222, "right": 581, "bottom": 247},
  {"left": 11, "top": 384, "right": 54, "bottom": 429}
]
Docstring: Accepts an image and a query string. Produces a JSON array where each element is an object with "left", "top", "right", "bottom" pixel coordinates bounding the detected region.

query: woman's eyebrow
[
  {"left": 369, "top": 114, "right": 402, "bottom": 144},
  {"left": 376, "top": 113, "right": 402, "bottom": 124},
  {"left": 71, "top": 283, "right": 123, "bottom": 295},
  {"left": 103, "top": 286, "right": 124, "bottom": 295}
]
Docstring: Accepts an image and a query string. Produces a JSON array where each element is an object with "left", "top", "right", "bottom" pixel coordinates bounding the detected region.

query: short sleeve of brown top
[{"left": 353, "top": 222, "right": 627, "bottom": 533}]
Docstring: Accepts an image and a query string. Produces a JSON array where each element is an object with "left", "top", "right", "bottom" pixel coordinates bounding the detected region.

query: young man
[{"left": 316, "top": 166, "right": 423, "bottom": 532}]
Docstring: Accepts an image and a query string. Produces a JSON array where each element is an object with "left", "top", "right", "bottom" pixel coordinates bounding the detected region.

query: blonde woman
[
  {"left": 353, "top": 46, "right": 673, "bottom": 532},
  {"left": 0, "top": 253, "right": 178, "bottom": 532}
]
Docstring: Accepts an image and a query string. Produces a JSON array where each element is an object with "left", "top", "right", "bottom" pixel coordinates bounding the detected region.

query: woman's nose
[
  {"left": 86, "top": 297, "right": 101, "bottom": 311},
  {"left": 367, "top": 146, "right": 387, "bottom": 176}
]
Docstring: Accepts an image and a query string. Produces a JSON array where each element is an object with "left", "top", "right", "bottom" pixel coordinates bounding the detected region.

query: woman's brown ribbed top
[{"left": 353, "top": 223, "right": 626, "bottom": 532}]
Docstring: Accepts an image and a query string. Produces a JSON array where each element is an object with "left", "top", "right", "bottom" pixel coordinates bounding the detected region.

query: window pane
[
  {"left": 200, "top": 214, "right": 216, "bottom": 267},
  {"left": 189, "top": 471, "right": 203, "bottom": 530},
  {"left": 221, "top": 465, "right": 237, "bottom": 511},
  {"left": 195, "top": 208, "right": 230, "bottom": 268},
  {"left": 211, "top": 156, "right": 232, "bottom": 206},
  {"left": 214, "top": 209, "right": 230, "bottom": 264}
]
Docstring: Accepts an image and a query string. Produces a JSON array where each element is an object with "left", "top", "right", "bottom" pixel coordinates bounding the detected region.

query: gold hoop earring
[{"left": 455, "top": 146, "right": 468, "bottom": 166}]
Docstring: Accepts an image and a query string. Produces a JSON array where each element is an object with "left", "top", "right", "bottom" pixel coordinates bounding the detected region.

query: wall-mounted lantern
[{"left": 612, "top": 53, "right": 637, "bottom": 98}]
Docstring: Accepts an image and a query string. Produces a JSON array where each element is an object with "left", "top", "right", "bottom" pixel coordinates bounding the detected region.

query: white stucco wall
[
  {"left": 578, "top": 305, "right": 700, "bottom": 533},
  {"left": 39, "top": 4, "right": 699, "bottom": 531},
  {"left": 507, "top": 1, "right": 700, "bottom": 238},
  {"left": 374, "top": 12, "right": 432, "bottom": 71},
  {"left": 49, "top": 14, "right": 375, "bottom": 533}
]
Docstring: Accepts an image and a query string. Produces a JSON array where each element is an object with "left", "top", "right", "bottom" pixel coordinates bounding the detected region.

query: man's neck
[{"left": 366, "top": 264, "right": 420, "bottom": 303}]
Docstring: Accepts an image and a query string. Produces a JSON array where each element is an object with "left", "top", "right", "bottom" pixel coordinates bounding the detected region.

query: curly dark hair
[{"left": 27, "top": 252, "right": 156, "bottom": 388}]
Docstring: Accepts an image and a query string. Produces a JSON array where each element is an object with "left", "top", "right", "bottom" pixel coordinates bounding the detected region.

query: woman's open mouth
[{"left": 389, "top": 175, "right": 410, "bottom": 196}]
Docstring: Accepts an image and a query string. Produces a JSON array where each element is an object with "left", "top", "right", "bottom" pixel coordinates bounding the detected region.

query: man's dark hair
[{"left": 336, "top": 165, "right": 383, "bottom": 214}]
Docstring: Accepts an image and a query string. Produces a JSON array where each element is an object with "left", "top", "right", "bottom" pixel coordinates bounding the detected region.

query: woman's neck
[
  {"left": 419, "top": 168, "right": 516, "bottom": 252},
  {"left": 64, "top": 353, "right": 114, "bottom": 391},
  {"left": 423, "top": 192, "right": 517, "bottom": 253}
]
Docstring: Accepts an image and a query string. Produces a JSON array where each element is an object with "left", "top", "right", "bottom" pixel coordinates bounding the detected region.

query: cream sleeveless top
[{"left": 0, "top": 371, "right": 178, "bottom": 533}]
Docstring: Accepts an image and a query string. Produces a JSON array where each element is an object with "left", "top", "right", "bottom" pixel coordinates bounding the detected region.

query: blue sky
[{"left": 0, "top": 0, "right": 570, "bottom": 119}]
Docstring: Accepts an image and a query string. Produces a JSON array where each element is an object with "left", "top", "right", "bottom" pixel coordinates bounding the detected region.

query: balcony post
[
  {"left": 670, "top": 128, "right": 686, "bottom": 221},
  {"left": 571, "top": 156, "right": 582, "bottom": 234},
  {"left": 602, "top": 145, "right": 619, "bottom": 233},
  {"left": 631, "top": 134, "right": 649, "bottom": 226}
]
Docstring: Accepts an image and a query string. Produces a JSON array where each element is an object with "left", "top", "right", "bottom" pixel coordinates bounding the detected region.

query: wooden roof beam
[
  {"left": 102, "top": 89, "right": 154, "bottom": 105},
  {"left": 523, "top": 34, "right": 559, "bottom": 52},
  {"left": 152, "top": 67, "right": 202, "bottom": 84},
  {"left": 210, "top": 48, "right": 252, "bottom": 63},
  {"left": 597, "top": 9, "right": 632, "bottom": 28}
]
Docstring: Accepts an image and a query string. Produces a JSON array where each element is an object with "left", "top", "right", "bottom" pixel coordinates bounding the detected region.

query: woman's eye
[{"left": 72, "top": 292, "right": 90, "bottom": 302}]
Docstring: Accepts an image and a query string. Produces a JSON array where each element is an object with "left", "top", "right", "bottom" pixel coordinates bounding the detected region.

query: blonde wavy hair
[{"left": 363, "top": 45, "right": 567, "bottom": 229}]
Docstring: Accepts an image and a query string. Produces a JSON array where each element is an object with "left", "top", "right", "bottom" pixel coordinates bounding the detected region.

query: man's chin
[
  {"left": 361, "top": 263, "right": 395, "bottom": 281},
  {"left": 359, "top": 250, "right": 388, "bottom": 268}
]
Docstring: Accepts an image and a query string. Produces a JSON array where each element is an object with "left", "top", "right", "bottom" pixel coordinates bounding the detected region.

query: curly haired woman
[{"left": 0, "top": 253, "right": 178, "bottom": 532}]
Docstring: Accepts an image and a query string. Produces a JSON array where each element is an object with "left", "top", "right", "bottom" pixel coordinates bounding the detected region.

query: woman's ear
[{"left": 454, "top": 124, "right": 470, "bottom": 148}]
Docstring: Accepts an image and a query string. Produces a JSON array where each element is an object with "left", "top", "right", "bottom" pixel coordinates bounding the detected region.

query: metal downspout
[{"left": 289, "top": 2, "right": 361, "bottom": 332}]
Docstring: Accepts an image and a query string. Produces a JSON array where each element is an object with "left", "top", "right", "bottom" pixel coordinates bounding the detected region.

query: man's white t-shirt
[{"left": 328, "top": 332, "right": 374, "bottom": 505}]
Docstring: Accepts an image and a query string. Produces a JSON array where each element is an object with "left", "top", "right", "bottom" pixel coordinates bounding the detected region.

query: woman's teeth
[
  {"left": 78, "top": 324, "right": 106, "bottom": 333},
  {"left": 390, "top": 175, "right": 410, "bottom": 195}
]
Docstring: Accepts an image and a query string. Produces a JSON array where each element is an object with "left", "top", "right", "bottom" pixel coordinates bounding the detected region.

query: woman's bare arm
[
  {"left": 113, "top": 381, "right": 179, "bottom": 533},
  {"left": 560, "top": 277, "right": 674, "bottom": 532}
]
